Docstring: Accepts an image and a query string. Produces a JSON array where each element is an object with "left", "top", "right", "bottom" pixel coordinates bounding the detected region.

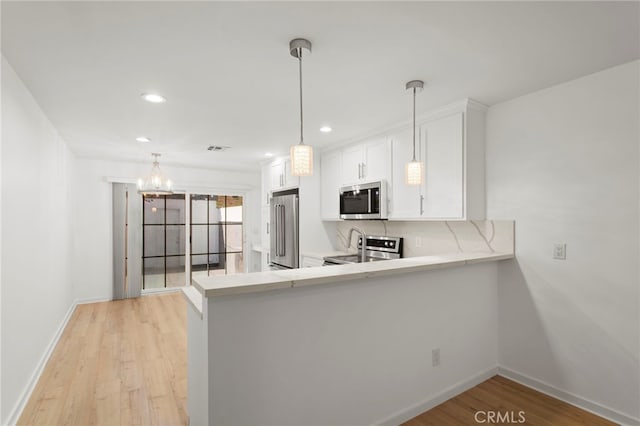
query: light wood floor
[
  {"left": 18, "top": 293, "right": 187, "bottom": 426},
  {"left": 403, "top": 375, "right": 616, "bottom": 426},
  {"left": 19, "top": 293, "right": 615, "bottom": 426}
]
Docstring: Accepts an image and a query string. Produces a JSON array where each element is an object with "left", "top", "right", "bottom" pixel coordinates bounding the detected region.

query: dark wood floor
[{"left": 403, "top": 375, "right": 615, "bottom": 426}]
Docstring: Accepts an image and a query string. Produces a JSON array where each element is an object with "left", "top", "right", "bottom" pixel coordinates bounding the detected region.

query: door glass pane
[
  {"left": 143, "top": 226, "right": 164, "bottom": 257},
  {"left": 224, "top": 224, "right": 243, "bottom": 253},
  {"left": 166, "top": 256, "right": 186, "bottom": 287},
  {"left": 225, "top": 200, "right": 243, "bottom": 223},
  {"left": 226, "top": 253, "right": 244, "bottom": 275},
  {"left": 191, "top": 254, "right": 208, "bottom": 282},
  {"left": 191, "top": 224, "right": 208, "bottom": 255},
  {"left": 166, "top": 195, "right": 186, "bottom": 224},
  {"left": 166, "top": 225, "right": 185, "bottom": 256},
  {"left": 144, "top": 196, "right": 164, "bottom": 224},
  {"left": 144, "top": 257, "right": 165, "bottom": 289},
  {"left": 208, "top": 224, "right": 223, "bottom": 254},
  {"left": 208, "top": 253, "right": 225, "bottom": 274},
  {"left": 191, "top": 195, "right": 208, "bottom": 224},
  {"left": 209, "top": 196, "right": 225, "bottom": 223}
]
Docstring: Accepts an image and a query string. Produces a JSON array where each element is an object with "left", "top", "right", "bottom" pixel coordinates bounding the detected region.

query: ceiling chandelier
[
  {"left": 137, "top": 153, "right": 173, "bottom": 195},
  {"left": 289, "top": 38, "right": 313, "bottom": 176},
  {"left": 405, "top": 80, "right": 424, "bottom": 185}
]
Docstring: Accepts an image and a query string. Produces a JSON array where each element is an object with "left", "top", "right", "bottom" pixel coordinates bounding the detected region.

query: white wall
[
  {"left": 487, "top": 60, "right": 640, "bottom": 422},
  {"left": 1, "top": 57, "right": 76, "bottom": 425},
  {"left": 207, "top": 262, "right": 498, "bottom": 426},
  {"left": 72, "top": 158, "right": 260, "bottom": 302}
]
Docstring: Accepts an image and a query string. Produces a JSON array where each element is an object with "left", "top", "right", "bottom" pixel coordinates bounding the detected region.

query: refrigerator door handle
[
  {"left": 273, "top": 203, "right": 279, "bottom": 258},
  {"left": 279, "top": 204, "right": 286, "bottom": 256}
]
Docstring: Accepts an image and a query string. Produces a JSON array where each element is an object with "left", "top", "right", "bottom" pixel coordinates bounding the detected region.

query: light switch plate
[{"left": 553, "top": 243, "right": 566, "bottom": 260}]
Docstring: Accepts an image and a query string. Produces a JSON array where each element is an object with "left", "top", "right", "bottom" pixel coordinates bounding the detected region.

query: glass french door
[
  {"left": 142, "top": 194, "right": 187, "bottom": 289},
  {"left": 190, "top": 194, "right": 244, "bottom": 283}
]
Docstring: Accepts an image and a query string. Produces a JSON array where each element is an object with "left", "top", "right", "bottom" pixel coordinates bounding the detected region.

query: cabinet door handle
[
  {"left": 267, "top": 222, "right": 269, "bottom": 234},
  {"left": 420, "top": 195, "right": 424, "bottom": 215},
  {"left": 361, "top": 162, "right": 366, "bottom": 179},
  {"left": 358, "top": 163, "right": 362, "bottom": 179}
]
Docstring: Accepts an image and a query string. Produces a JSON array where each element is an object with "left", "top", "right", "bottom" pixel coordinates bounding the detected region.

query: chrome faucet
[{"left": 347, "top": 226, "right": 367, "bottom": 263}]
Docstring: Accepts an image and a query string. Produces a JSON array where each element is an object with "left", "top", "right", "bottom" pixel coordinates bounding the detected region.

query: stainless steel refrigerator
[{"left": 270, "top": 190, "right": 299, "bottom": 269}]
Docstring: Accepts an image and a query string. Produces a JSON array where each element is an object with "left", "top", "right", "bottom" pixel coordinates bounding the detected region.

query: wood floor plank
[
  {"left": 17, "top": 293, "right": 187, "bottom": 426},
  {"left": 403, "top": 376, "right": 616, "bottom": 426}
]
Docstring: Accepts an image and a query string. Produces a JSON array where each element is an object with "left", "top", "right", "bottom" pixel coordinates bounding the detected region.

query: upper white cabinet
[
  {"left": 341, "top": 137, "right": 391, "bottom": 185},
  {"left": 320, "top": 150, "right": 342, "bottom": 220},
  {"left": 268, "top": 157, "right": 299, "bottom": 192},
  {"left": 388, "top": 128, "right": 421, "bottom": 218},
  {"left": 388, "top": 101, "right": 486, "bottom": 220}
]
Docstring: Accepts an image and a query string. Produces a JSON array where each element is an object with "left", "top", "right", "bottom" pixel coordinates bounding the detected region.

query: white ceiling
[{"left": 2, "top": 1, "right": 638, "bottom": 172}]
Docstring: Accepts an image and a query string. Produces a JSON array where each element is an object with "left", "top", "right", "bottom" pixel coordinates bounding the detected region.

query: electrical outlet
[
  {"left": 432, "top": 348, "right": 440, "bottom": 367},
  {"left": 553, "top": 243, "right": 566, "bottom": 260},
  {"left": 415, "top": 236, "right": 422, "bottom": 248}
]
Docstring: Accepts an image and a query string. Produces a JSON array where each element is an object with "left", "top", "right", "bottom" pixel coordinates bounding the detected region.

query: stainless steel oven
[{"left": 339, "top": 181, "right": 387, "bottom": 220}]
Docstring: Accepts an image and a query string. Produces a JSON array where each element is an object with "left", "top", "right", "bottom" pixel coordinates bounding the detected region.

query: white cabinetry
[
  {"left": 341, "top": 137, "right": 391, "bottom": 185},
  {"left": 389, "top": 128, "right": 421, "bottom": 218},
  {"left": 388, "top": 101, "right": 486, "bottom": 220},
  {"left": 421, "top": 113, "right": 464, "bottom": 218},
  {"left": 320, "top": 150, "right": 342, "bottom": 220},
  {"left": 269, "top": 157, "right": 299, "bottom": 191}
]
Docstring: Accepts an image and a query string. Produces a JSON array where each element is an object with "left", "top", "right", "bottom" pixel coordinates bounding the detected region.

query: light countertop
[{"left": 193, "top": 251, "right": 514, "bottom": 298}]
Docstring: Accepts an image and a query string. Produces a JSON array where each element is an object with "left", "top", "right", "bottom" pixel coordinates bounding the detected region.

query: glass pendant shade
[
  {"left": 404, "top": 79, "right": 425, "bottom": 187},
  {"left": 290, "top": 144, "right": 313, "bottom": 176},
  {"left": 138, "top": 154, "right": 173, "bottom": 195},
  {"left": 405, "top": 160, "right": 423, "bottom": 185},
  {"left": 289, "top": 38, "right": 313, "bottom": 177}
]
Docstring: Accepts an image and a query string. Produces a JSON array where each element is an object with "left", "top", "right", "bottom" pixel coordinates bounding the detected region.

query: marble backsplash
[{"left": 335, "top": 220, "right": 514, "bottom": 257}]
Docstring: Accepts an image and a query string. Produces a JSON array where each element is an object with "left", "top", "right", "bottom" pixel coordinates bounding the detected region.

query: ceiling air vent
[{"left": 207, "top": 145, "right": 230, "bottom": 152}]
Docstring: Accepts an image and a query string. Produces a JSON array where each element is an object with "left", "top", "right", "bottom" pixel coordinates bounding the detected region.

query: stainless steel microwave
[{"left": 339, "top": 181, "right": 387, "bottom": 219}]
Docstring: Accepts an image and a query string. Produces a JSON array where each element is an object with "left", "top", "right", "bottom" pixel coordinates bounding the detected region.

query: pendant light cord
[
  {"left": 298, "top": 48, "right": 304, "bottom": 145},
  {"left": 412, "top": 87, "right": 416, "bottom": 161}
]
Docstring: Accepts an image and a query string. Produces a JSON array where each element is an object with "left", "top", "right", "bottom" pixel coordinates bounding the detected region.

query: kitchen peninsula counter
[{"left": 191, "top": 251, "right": 514, "bottom": 298}]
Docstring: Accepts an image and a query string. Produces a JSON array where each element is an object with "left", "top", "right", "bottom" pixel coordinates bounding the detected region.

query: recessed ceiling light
[
  {"left": 320, "top": 126, "right": 332, "bottom": 133},
  {"left": 265, "top": 152, "right": 274, "bottom": 157},
  {"left": 136, "top": 136, "right": 151, "bottom": 143},
  {"left": 141, "top": 93, "right": 166, "bottom": 103}
]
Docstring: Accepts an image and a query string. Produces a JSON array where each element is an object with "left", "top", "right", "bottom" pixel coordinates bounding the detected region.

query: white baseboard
[
  {"left": 498, "top": 366, "right": 640, "bottom": 426},
  {"left": 4, "top": 300, "right": 78, "bottom": 426},
  {"left": 76, "top": 296, "right": 111, "bottom": 305},
  {"left": 374, "top": 366, "right": 499, "bottom": 426}
]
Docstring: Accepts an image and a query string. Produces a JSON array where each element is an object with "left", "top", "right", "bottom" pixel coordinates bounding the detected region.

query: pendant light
[
  {"left": 137, "top": 153, "right": 173, "bottom": 195},
  {"left": 405, "top": 80, "right": 424, "bottom": 185},
  {"left": 289, "top": 38, "right": 313, "bottom": 176}
]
